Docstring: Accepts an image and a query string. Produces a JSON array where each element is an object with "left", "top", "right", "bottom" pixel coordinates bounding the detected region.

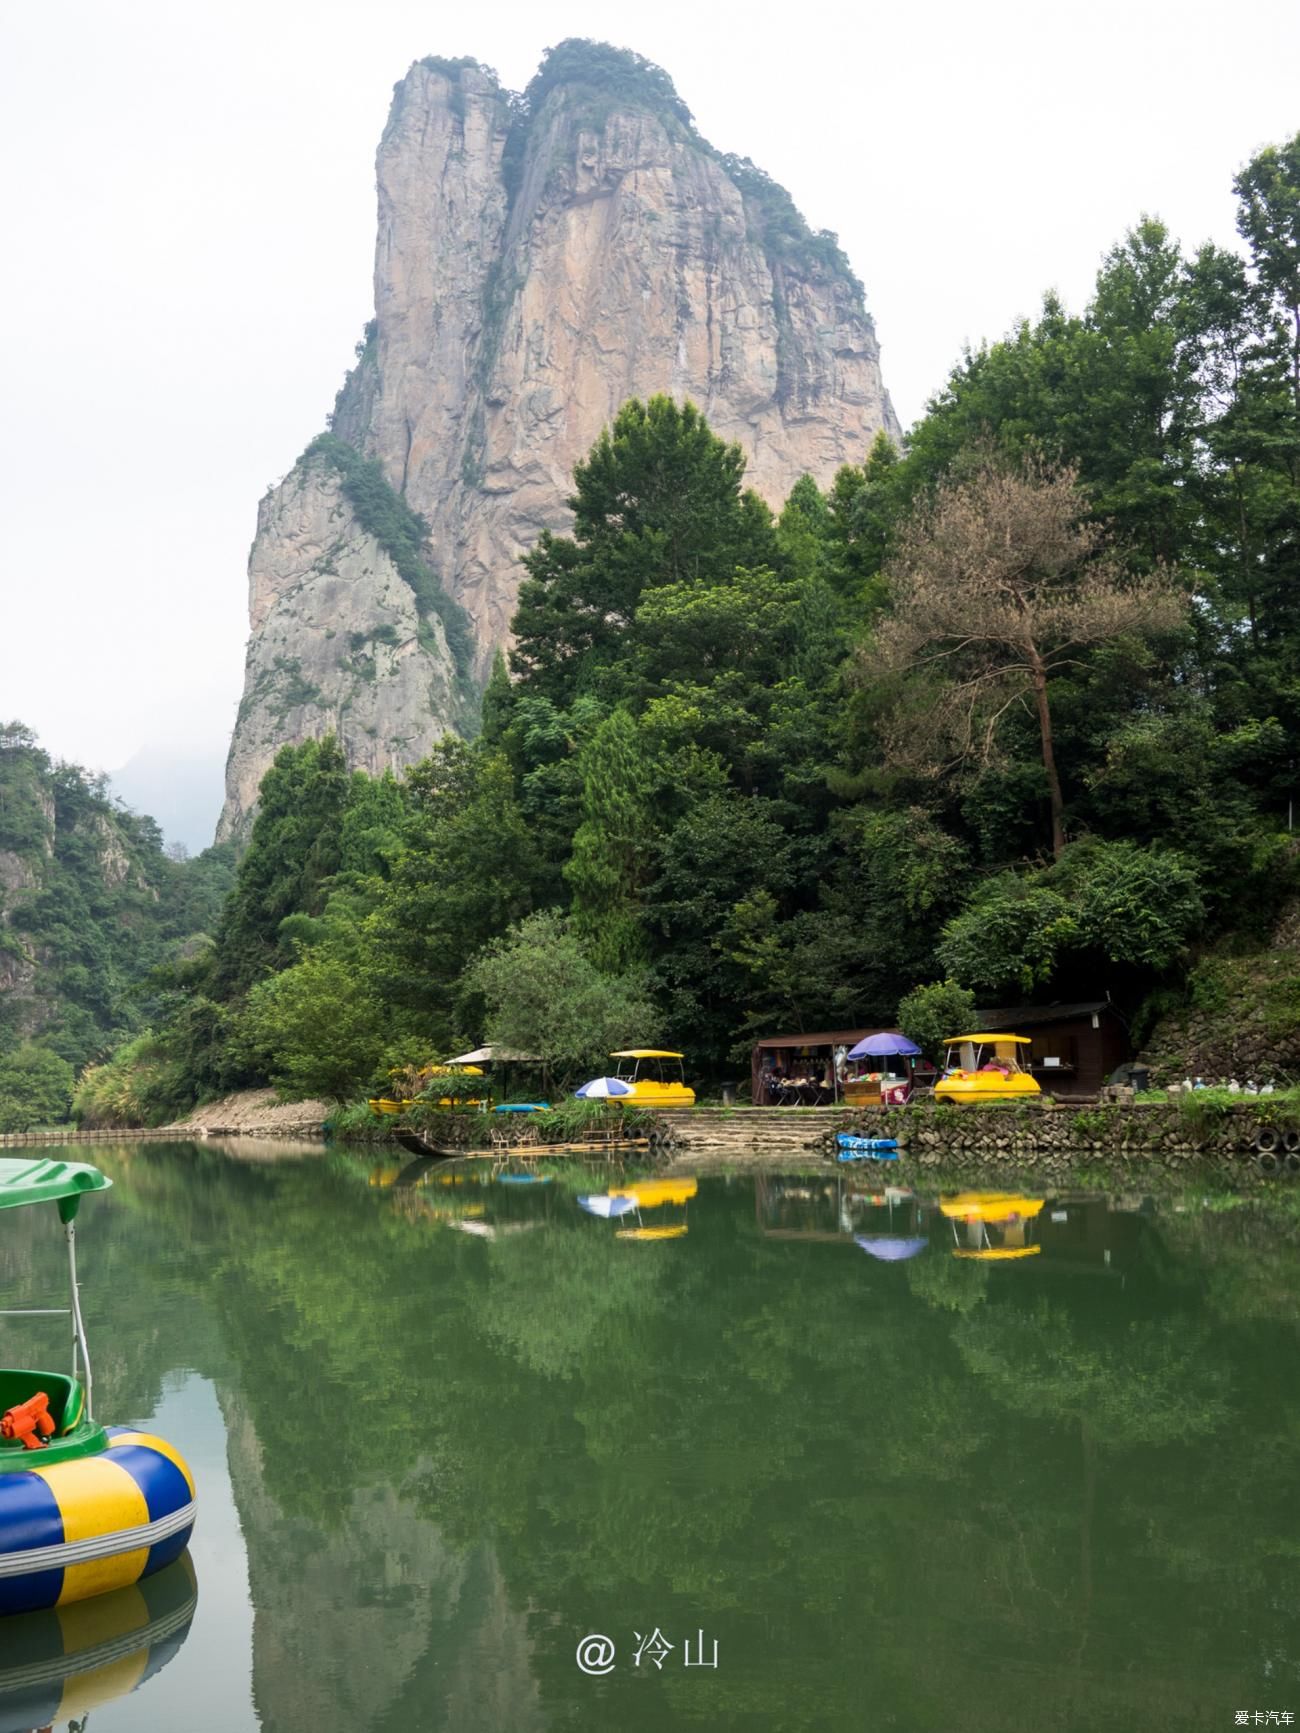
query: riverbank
[
  {"left": 9, "top": 1094, "right": 1297, "bottom": 1185},
  {"left": 164, "top": 1088, "right": 330, "bottom": 1137}
]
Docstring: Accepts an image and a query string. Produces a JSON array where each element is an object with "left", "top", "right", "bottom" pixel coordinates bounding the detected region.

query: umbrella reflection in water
[
  {"left": 855, "top": 1234, "right": 929, "bottom": 1262},
  {"left": 578, "top": 1193, "right": 639, "bottom": 1219},
  {"left": 578, "top": 1178, "right": 697, "bottom": 1238},
  {"left": 853, "top": 1184, "right": 929, "bottom": 1262}
]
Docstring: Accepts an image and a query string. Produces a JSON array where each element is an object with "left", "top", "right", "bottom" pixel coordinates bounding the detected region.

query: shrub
[{"left": 897, "top": 980, "right": 977, "bottom": 1062}]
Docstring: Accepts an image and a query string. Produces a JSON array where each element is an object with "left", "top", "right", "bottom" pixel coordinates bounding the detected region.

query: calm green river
[{"left": 1, "top": 1140, "right": 1298, "bottom": 1732}]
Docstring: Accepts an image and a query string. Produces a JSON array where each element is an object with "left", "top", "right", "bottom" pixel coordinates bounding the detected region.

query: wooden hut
[{"left": 975, "top": 1001, "right": 1129, "bottom": 1099}]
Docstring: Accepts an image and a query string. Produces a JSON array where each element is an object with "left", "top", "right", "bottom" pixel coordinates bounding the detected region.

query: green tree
[
  {"left": 70, "top": 1030, "right": 191, "bottom": 1128},
  {"left": 0, "top": 1044, "right": 74, "bottom": 1131},
  {"left": 936, "top": 841, "right": 1203, "bottom": 997},
  {"left": 564, "top": 709, "right": 659, "bottom": 971},
  {"left": 235, "top": 954, "right": 390, "bottom": 1101},
  {"left": 210, "top": 737, "right": 351, "bottom": 997},
  {"left": 463, "top": 910, "right": 660, "bottom": 1083},
  {"left": 825, "top": 431, "right": 906, "bottom": 602},
  {"left": 776, "top": 474, "right": 834, "bottom": 581},
  {"left": 896, "top": 979, "right": 978, "bottom": 1061},
  {"left": 368, "top": 741, "right": 539, "bottom": 1037},
  {"left": 510, "top": 396, "right": 779, "bottom": 704}
]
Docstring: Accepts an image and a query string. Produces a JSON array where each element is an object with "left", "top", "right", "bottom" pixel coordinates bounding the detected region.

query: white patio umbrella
[{"left": 574, "top": 1077, "right": 633, "bottom": 1099}]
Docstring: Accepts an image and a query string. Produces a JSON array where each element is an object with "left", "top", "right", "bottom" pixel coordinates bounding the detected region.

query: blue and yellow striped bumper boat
[
  {"left": 0, "top": 1156, "right": 197, "bottom": 1618},
  {"left": 0, "top": 1425, "right": 195, "bottom": 1616}
]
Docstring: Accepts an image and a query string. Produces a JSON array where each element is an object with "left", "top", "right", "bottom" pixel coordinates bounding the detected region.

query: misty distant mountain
[{"left": 111, "top": 746, "right": 227, "bottom": 855}]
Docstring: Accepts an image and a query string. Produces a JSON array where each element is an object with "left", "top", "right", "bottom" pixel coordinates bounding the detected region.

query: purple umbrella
[
  {"left": 854, "top": 1235, "right": 928, "bottom": 1262},
  {"left": 847, "top": 1032, "right": 922, "bottom": 1060}
]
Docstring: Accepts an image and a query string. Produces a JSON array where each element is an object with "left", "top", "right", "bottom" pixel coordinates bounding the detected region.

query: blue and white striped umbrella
[{"left": 574, "top": 1077, "right": 633, "bottom": 1099}]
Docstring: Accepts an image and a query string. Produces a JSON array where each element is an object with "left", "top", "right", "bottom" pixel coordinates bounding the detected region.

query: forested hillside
[
  {"left": 0, "top": 723, "right": 233, "bottom": 1128},
  {"left": 83, "top": 132, "right": 1300, "bottom": 1117}
]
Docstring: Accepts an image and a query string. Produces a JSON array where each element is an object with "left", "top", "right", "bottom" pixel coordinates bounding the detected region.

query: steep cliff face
[
  {"left": 220, "top": 43, "right": 901, "bottom": 838},
  {"left": 217, "top": 451, "right": 459, "bottom": 841}
]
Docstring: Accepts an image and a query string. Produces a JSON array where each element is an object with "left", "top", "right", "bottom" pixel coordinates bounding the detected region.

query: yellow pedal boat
[
  {"left": 609, "top": 1050, "right": 695, "bottom": 1109},
  {"left": 933, "top": 1034, "right": 1041, "bottom": 1104}
]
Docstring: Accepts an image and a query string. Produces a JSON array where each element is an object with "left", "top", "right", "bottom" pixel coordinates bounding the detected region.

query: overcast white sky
[{"left": 3, "top": 0, "right": 1297, "bottom": 796}]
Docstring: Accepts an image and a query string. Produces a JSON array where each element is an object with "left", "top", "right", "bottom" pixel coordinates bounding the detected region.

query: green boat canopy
[{"left": 0, "top": 1158, "right": 111, "bottom": 1218}]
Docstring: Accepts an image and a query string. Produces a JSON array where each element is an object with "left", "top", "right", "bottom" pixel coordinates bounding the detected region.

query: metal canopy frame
[
  {"left": 0, "top": 1222, "right": 96, "bottom": 1420},
  {"left": 0, "top": 1160, "right": 107, "bottom": 1423}
]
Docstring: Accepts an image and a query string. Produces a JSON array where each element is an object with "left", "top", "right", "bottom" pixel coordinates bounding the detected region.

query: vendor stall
[{"left": 749, "top": 1029, "right": 877, "bottom": 1106}]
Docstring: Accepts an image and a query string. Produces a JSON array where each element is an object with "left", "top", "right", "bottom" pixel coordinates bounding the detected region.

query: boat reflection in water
[
  {"left": 0, "top": 1551, "right": 195, "bottom": 1732},
  {"left": 940, "top": 1191, "right": 1045, "bottom": 1260},
  {"left": 577, "top": 1178, "right": 698, "bottom": 1240},
  {"left": 756, "top": 1179, "right": 1155, "bottom": 1280}
]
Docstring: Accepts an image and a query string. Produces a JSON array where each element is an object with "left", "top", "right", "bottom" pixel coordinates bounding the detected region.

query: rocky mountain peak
[{"left": 219, "top": 39, "right": 900, "bottom": 841}]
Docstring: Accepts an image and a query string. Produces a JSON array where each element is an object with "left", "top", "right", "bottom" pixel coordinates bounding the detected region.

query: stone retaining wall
[{"left": 658, "top": 1103, "right": 1298, "bottom": 1183}]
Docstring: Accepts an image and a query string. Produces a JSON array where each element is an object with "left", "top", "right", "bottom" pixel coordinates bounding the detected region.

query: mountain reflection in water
[{"left": 2, "top": 1142, "right": 1295, "bottom": 1732}]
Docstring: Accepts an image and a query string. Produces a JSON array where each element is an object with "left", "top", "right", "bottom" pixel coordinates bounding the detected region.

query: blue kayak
[{"left": 836, "top": 1135, "right": 900, "bottom": 1163}]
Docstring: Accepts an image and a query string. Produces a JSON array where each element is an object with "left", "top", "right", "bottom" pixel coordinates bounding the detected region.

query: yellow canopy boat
[
  {"left": 609, "top": 1051, "right": 696, "bottom": 1109},
  {"left": 933, "top": 1035, "right": 1041, "bottom": 1104},
  {"left": 367, "top": 1063, "right": 485, "bottom": 1115}
]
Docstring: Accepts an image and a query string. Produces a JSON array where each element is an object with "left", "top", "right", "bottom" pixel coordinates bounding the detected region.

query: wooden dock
[{"left": 0, "top": 1127, "right": 194, "bottom": 1148}]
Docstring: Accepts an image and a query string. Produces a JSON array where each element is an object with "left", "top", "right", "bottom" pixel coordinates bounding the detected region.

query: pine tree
[{"left": 564, "top": 709, "right": 658, "bottom": 972}]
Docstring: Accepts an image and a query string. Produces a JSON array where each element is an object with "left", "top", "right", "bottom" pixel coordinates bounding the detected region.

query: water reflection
[
  {"left": 0, "top": 1555, "right": 195, "bottom": 1733},
  {"left": 756, "top": 1176, "right": 1162, "bottom": 1281},
  {"left": 7, "top": 1144, "right": 1296, "bottom": 1732},
  {"left": 941, "top": 1190, "right": 1045, "bottom": 1259}
]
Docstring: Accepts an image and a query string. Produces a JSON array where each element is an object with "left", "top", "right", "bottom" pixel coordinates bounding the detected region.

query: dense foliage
[
  {"left": 84, "top": 132, "right": 1300, "bottom": 1112},
  {"left": 0, "top": 722, "right": 233, "bottom": 1123},
  {"left": 519, "top": 38, "right": 696, "bottom": 135}
]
